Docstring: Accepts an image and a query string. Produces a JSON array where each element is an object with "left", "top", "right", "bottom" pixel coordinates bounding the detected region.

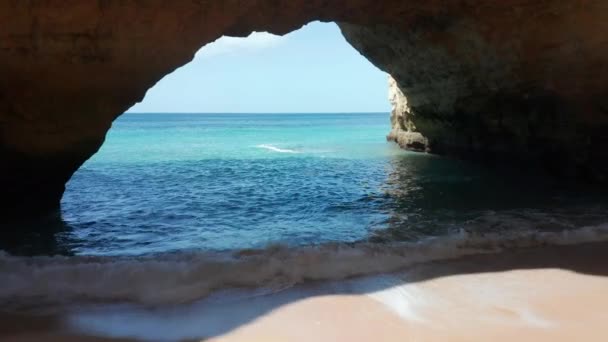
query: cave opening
[
  {"left": 7, "top": 20, "right": 607, "bottom": 258},
  {"left": 56, "top": 21, "right": 404, "bottom": 256},
  {"left": 4, "top": 4, "right": 608, "bottom": 339}
]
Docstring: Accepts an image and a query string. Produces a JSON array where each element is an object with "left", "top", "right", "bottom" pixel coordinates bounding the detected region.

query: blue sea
[
  {"left": 56, "top": 113, "right": 608, "bottom": 256},
  {"left": 2, "top": 113, "right": 608, "bottom": 306},
  {"left": 61, "top": 113, "right": 405, "bottom": 255}
]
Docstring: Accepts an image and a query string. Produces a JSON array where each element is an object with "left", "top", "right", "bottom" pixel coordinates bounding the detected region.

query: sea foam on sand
[
  {"left": 2, "top": 242, "right": 608, "bottom": 341},
  {"left": 2, "top": 222, "right": 608, "bottom": 308}
]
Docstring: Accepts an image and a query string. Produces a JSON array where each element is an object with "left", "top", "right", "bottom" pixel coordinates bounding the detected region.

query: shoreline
[
  {"left": 2, "top": 241, "right": 608, "bottom": 341},
  {"left": 4, "top": 222, "right": 608, "bottom": 308}
]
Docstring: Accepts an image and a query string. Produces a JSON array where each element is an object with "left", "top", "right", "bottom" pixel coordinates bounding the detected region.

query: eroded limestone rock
[
  {"left": 339, "top": 3, "right": 608, "bottom": 179},
  {"left": 386, "top": 75, "right": 428, "bottom": 152},
  {"left": 2, "top": 1, "right": 608, "bottom": 219}
]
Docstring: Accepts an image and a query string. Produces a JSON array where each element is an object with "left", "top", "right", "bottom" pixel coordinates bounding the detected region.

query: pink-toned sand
[
  {"left": 207, "top": 269, "right": 608, "bottom": 342},
  {"left": 3, "top": 242, "right": 608, "bottom": 342}
]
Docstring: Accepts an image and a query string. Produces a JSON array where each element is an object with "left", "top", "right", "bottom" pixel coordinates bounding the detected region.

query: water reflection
[
  {"left": 3, "top": 153, "right": 608, "bottom": 256},
  {"left": 371, "top": 154, "right": 608, "bottom": 242},
  {"left": 0, "top": 216, "right": 76, "bottom": 256}
]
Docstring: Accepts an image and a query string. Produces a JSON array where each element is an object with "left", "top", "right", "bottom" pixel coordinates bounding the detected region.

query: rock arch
[{"left": 2, "top": 0, "right": 608, "bottom": 219}]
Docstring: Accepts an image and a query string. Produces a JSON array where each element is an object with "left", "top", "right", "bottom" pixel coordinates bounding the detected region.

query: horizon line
[{"left": 124, "top": 111, "right": 389, "bottom": 114}]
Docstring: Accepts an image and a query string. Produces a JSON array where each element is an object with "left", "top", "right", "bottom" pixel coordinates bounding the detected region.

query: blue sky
[{"left": 128, "top": 22, "right": 390, "bottom": 113}]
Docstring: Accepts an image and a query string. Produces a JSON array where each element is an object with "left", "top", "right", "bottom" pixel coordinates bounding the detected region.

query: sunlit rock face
[
  {"left": 385, "top": 75, "right": 428, "bottom": 152},
  {"left": 2, "top": 1, "right": 608, "bottom": 218}
]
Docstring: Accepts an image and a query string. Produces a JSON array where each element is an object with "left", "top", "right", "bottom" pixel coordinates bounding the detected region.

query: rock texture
[
  {"left": 2, "top": 1, "right": 608, "bottom": 219},
  {"left": 339, "top": 3, "right": 608, "bottom": 179},
  {"left": 386, "top": 76, "right": 428, "bottom": 152}
]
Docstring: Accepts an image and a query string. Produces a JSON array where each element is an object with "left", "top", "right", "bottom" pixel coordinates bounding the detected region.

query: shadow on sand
[{"left": 4, "top": 241, "right": 602, "bottom": 341}]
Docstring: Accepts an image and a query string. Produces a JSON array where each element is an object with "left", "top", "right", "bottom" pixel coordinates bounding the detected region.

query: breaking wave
[
  {"left": 256, "top": 144, "right": 300, "bottom": 153},
  {"left": 2, "top": 223, "right": 608, "bottom": 308}
]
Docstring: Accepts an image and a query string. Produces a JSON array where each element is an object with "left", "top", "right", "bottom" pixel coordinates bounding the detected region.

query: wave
[
  {"left": 2, "top": 223, "right": 608, "bottom": 308},
  {"left": 256, "top": 144, "right": 300, "bottom": 153}
]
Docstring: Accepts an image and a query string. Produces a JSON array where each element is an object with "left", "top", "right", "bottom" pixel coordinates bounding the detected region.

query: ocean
[{"left": 2, "top": 112, "right": 608, "bottom": 306}]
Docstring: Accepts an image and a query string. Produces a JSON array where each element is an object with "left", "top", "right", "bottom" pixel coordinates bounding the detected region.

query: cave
[{"left": 2, "top": 1, "right": 608, "bottom": 221}]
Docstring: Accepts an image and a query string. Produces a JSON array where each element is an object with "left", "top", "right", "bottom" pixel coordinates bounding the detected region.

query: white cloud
[{"left": 195, "top": 32, "right": 286, "bottom": 59}]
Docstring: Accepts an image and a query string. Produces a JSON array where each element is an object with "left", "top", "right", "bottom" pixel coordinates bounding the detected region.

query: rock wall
[
  {"left": 2, "top": 0, "right": 608, "bottom": 219},
  {"left": 386, "top": 75, "right": 428, "bottom": 152},
  {"left": 339, "top": 3, "right": 608, "bottom": 179}
]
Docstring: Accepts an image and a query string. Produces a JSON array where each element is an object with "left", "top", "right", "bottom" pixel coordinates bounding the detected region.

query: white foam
[
  {"left": 256, "top": 144, "right": 300, "bottom": 153},
  {"left": 358, "top": 275, "right": 429, "bottom": 323},
  {"left": 2, "top": 223, "right": 608, "bottom": 307},
  {"left": 519, "top": 308, "right": 556, "bottom": 328}
]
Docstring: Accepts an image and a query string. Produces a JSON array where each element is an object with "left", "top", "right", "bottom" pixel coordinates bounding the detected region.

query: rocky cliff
[
  {"left": 386, "top": 75, "right": 428, "bottom": 152},
  {"left": 339, "top": 5, "right": 608, "bottom": 178},
  {"left": 2, "top": 1, "right": 608, "bottom": 219}
]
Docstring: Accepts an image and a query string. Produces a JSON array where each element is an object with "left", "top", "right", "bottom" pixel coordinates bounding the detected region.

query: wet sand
[{"left": 2, "top": 242, "right": 608, "bottom": 341}]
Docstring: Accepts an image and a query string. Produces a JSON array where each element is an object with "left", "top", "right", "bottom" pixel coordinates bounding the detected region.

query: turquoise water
[
  {"left": 52, "top": 113, "right": 608, "bottom": 256},
  {"left": 3, "top": 113, "right": 608, "bottom": 307}
]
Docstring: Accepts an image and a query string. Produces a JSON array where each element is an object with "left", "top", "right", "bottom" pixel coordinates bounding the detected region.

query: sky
[{"left": 127, "top": 22, "right": 390, "bottom": 113}]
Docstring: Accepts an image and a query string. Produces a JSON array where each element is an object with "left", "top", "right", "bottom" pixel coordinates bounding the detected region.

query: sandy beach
[{"left": 2, "top": 242, "right": 608, "bottom": 341}]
